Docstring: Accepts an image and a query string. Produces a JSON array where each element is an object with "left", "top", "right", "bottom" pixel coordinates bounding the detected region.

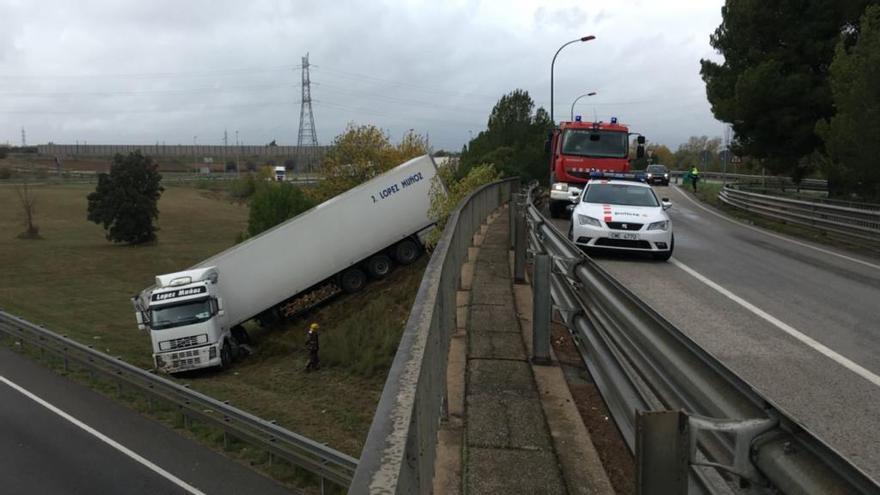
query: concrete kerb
[{"left": 513, "top": 269, "right": 615, "bottom": 495}]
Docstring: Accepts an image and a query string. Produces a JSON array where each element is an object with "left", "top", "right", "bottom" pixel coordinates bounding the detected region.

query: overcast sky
[{"left": 0, "top": 0, "right": 726, "bottom": 151}]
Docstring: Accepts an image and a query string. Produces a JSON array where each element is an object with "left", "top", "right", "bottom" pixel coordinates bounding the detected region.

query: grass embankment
[
  {"left": 680, "top": 181, "right": 879, "bottom": 257},
  {"left": 0, "top": 182, "right": 427, "bottom": 479}
]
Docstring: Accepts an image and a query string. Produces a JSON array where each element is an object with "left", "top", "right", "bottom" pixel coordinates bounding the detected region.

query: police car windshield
[
  {"left": 583, "top": 183, "right": 659, "bottom": 207},
  {"left": 561, "top": 129, "right": 628, "bottom": 158},
  {"left": 151, "top": 300, "right": 212, "bottom": 330}
]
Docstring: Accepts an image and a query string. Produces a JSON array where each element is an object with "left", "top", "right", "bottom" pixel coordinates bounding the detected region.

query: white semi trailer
[{"left": 132, "top": 155, "right": 441, "bottom": 373}]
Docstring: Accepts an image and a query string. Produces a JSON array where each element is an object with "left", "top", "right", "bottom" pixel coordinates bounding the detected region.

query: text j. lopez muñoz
[{"left": 371, "top": 172, "right": 424, "bottom": 203}]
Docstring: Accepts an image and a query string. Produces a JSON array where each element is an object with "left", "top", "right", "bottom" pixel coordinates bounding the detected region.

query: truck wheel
[
  {"left": 392, "top": 239, "right": 421, "bottom": 265},
  {"left": 341, "top": 267, "right": 368, "bottom": 293},
  {"left": 653, "top": 235, "right": 674, "bottom": 261},
  {"left": 366, "top": 254, "right": 393, "bottom": 279},
  {"left": 220, "top": 341, "right": 233, "bottom": 369}
]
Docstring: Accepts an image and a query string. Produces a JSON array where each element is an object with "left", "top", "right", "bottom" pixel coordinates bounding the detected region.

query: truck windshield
[
  {"left": 583, "top": 184, "right": 659, "bottom": 207},
  {"left": 151, "top": 299, "right": 212, "bottom": 330},
  {"left": 561, "top": 129, "right": 628, "bottom": 158}
]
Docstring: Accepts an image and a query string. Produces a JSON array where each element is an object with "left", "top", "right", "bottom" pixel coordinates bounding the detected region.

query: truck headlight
[
  {"left": 577, "top": 215, "right": 601, "bottom": 227},
  {"left": 664, "top": 173, "right": 669, "bottom": 178},
  {"left": 646, "top": 173, "right": 653, "bottom": 178},
  {"left": 552, "top": 183, "right": 569, "bottom": 191},
  {"left": 155, "top": 355, "right": 165, "bottom": 367},
  {"left": 647, "top": 220, "right": 669, "bottom": 231}
]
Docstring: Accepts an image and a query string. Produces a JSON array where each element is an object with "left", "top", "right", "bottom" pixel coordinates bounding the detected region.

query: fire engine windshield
[
  {"left": 561, "top": 129, "right": 628, "bottom": 158},
  {"left": 151, "top": 299, "right": 213, "bottom": 330}
]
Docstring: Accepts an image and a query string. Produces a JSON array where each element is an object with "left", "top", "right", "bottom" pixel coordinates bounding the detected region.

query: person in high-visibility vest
[{"left": 690, "top": 166, "right": 700, "bottom": 192}]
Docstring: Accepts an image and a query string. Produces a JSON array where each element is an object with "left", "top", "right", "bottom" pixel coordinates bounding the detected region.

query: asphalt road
[
  {"left": 552, "top": 184, "right": 880, "bottom": 482},
  {"left": 0, "top": 346, "right": 296, "bottom": 495}
]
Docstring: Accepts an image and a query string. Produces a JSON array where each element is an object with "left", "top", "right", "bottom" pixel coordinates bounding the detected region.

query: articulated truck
[{"left": 132, "top": 155, "right": 440, "bottom": 373}]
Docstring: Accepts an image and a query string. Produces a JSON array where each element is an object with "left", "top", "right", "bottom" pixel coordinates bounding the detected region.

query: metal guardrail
[
  {"left": 719, "top": 184, "right": 880, "bottom": 243},
  {"left": 669, "top": 171, "right": 828, "bottom": 192},
  {"left": 349, "top": 177, "right": 518, "bottom": 494},
  {"left": 522, "top": 186, "right": 880, "bottom": 494},
  {"left": 0, "top": 311, "right": 358, "bottom": 489}
]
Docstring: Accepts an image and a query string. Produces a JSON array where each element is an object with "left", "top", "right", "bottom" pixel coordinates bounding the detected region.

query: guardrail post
[
  {"left": 636, "top": 410, "right": 689, "bottom": 495},
  {"left": 514, "top": 194, "right": 527, "bottom": 283},
  {"left": 508, "top": 193, "right": 516, "bottom": 249},
  {"left": 531, "top": 253, "right": 551, "bottom": 365}
]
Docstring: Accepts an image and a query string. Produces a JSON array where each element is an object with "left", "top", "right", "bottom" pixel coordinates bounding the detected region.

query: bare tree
[{"left": 15, "top": 179, "right": 39, "bottom": 238}]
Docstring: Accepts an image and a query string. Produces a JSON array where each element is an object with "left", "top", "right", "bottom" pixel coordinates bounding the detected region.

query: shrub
[
  {"left": 245, "top": 182, "right": 315, "bottom": 238},
  {"left": 425, "top": 160, "right": 501, "bottom": 249}
]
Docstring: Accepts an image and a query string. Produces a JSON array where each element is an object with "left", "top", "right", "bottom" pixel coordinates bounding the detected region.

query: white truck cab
[
  {"left": 274, "top": 166, "right": 286, "bottom": 181},
  {"left": 134, "top": 267, "right": 235, "bottom": 373}
]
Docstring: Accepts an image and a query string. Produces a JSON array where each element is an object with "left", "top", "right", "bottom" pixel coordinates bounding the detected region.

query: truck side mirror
[
  {"left": 637, "top": 135, "right": 645, "bottom": 145},
  {"left": 637, "top": 145, "right": 645, "bottom": 159},
  {"left": 217, "top": 297, "right": 225, "bottom": 317},
  {"left": 135, "top": 312, "right": 146, "bottom": 331}
]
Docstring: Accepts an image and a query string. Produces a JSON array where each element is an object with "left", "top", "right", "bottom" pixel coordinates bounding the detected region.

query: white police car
[{"left": 567, "top": 178, "right": 674, "bottom": 260}]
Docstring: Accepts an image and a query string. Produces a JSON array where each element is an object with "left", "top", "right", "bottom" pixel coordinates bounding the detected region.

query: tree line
[{"left": 701, "top": 1, "right": 880, "bottom": 201}]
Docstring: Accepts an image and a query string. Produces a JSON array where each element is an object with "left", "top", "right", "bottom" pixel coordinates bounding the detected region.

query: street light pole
[
  {"left": 570, "top": 91, "right": 598, "bottom": 121},
  {"left": 551, "top": 35, "right": 595, "bottom": 124}
]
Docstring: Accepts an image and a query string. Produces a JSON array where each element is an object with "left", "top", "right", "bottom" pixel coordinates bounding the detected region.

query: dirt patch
[{"left": 551, "top": 318, "right": 634, "bottom": 495}]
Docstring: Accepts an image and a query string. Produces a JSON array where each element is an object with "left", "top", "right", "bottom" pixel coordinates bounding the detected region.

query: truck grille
[
  {"left": 606, "top": 222, "right": 644, "bottom": 231},
  {"left": 160, "top": 334, "right": 206, "bottom": 351},
  {"left": 170, "top": 349, "right": 202, "bottom": 368}
]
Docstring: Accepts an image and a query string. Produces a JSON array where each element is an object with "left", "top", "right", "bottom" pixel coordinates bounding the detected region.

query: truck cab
[
  {"left": 274, "top": 166, "right": 286, "bottom": 182},
  {"left": 133, "top": 267, "right": 233, "bottom": 373},
  {"left": 548, "top": 116, "right": 645, "bottom": 218}
]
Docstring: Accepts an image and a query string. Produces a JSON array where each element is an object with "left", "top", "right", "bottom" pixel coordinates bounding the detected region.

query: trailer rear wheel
[
  {"left": 392, "top": 239, "right": 421, "bottom": 265},
  {"left": 366, "top": 254, "right": 393, "bottom": 279},
  {"left": 341, "top": 267, "right": 368, "bottom": 293}
]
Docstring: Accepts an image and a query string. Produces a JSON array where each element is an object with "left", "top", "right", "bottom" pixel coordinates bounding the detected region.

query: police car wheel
[{"left": 652, "top": 235, "right": 674, "bottom": 261}]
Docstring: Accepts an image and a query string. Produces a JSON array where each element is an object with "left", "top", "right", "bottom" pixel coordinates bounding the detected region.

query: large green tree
[
  {"left": 700, "top": 0, "right": 872, "bottom": 181},
  {"left": 460, "top": 89, "right": 553, "bottom": 184},
  {"left": 817, "top": 5, "right": 880, "bottom": 201},
  {"left": 87, "top": 151, "right": 163, "bottom": 244}
]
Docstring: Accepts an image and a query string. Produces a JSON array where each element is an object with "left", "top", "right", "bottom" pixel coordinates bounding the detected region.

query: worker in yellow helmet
[{"left": 305, "top": 322, "right": 320, "bottom": 372}]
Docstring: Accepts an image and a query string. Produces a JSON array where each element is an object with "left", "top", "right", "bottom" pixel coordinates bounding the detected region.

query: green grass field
[{"left": 0, "top": 182, "right": 426, "bottom": 461}]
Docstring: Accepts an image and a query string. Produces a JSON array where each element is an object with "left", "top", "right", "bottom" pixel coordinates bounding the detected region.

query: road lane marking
[
  {"left": 671, "top": 185, "right": 880, "bottom": 271},
  {"left": 669, "top": 258, "right": 880, "bottom": 388},
  {"left": 0, "top": 375, "right": 206, "bottom": 495}
]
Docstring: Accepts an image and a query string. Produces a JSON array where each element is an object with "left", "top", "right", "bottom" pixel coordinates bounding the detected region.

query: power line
[
  {"left": 0, "top": 65, "right": 302, "bottom": 80},
  {"left": 0, "top": 82, "right": 301, "bottom": 98}
]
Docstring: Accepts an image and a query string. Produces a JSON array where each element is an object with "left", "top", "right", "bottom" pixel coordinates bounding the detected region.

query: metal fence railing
[
  {"left": 669, "top": 171, "right": 828, "bottom": 192},
  {"left": 0, "top": 311, "right": 358, "bottom": 489},
  {"left": 522, "top": 186, "right": 879, "bottom": 494},
  {"left": 348, "top": 178, "right": 517, "bottom": 494},
  {"left": 718, "top": 184, "right": 880, "bottom": 243}
]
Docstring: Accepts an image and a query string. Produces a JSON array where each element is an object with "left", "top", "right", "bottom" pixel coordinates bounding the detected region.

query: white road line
[
  {"left": 0, "top": 375, "right": 206, "bottom": 495},
  {"left": 671, "top": 184, "right": 880, "bottom": 271},
  {"left": 669, "top": 258, "right": 880, "bottom": 388}
]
